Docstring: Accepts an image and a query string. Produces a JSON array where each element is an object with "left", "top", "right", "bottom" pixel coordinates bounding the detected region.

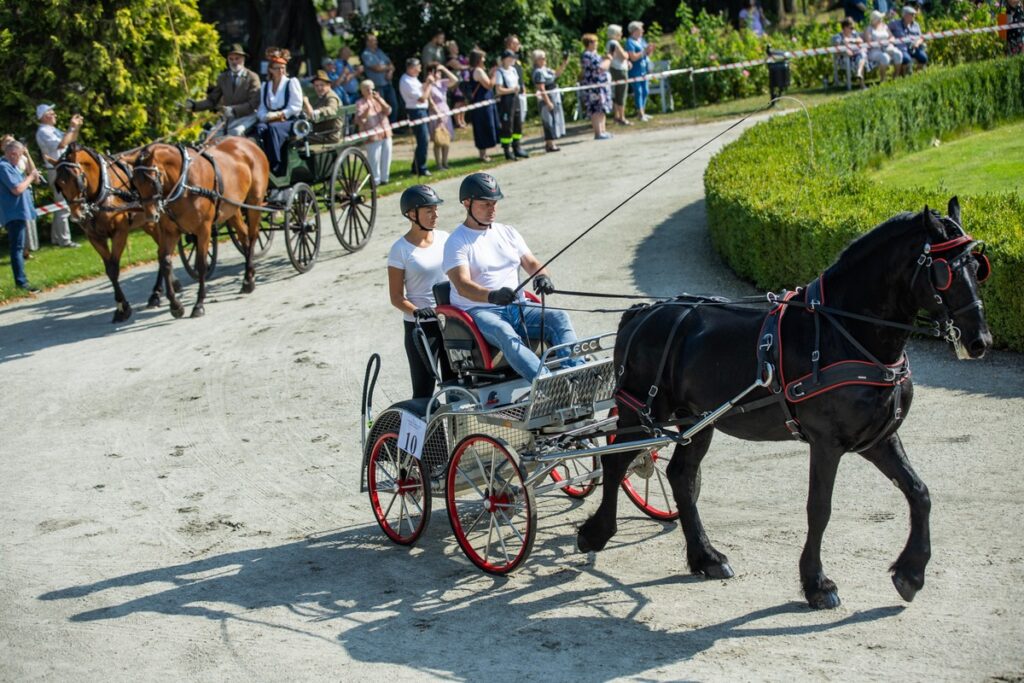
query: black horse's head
[{"left": 913, "top": 197, "right": 992, "bottom": 359}]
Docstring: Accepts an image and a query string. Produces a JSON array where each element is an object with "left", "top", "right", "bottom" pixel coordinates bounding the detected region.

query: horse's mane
[{"left": 825, "top": 208, "right": 958, "bottom": 280}]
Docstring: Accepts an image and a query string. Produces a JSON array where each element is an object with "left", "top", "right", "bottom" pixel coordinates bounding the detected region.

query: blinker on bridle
[{"left": 909, "top": 228, "right": 991, "bottom": 345}]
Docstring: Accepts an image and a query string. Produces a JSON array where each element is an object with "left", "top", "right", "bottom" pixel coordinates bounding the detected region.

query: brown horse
[
  {"left": 131, "top": 137, "right": 269, "bottom": 318},
  {"left": 53, "top": 143, "right": 180, "bottom": 322}
]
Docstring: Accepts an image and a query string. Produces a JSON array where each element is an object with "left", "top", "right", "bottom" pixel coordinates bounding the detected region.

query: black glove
[
  {"left": 534, "top": 275, "right": 555, "bottom": 295},
  {"left": 487, "top": 287, "right": 517, "bottom": 306},
  {"left": 413, "top": 306, "right": 436, "bottom": 320}
]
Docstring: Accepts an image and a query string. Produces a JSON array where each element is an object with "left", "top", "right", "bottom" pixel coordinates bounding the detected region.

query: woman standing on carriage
[
  {"left": 387, "top": 185, "right": 455, "bottom": 399},
  {"left": 254, "top": 47, "right": 303, "bottom": 177}
]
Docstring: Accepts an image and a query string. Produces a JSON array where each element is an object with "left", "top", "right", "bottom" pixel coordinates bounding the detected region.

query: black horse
[{"left": 577, "top": 198, "right": 992, "bottom": 609}]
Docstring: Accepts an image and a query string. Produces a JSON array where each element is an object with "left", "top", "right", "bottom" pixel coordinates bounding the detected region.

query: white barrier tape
[{"left": 34, "top": 200, "right": 68, "bottom": 216}]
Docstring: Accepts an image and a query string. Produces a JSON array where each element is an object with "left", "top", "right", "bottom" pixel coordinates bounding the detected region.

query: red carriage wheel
[
  {"left": 445, "top": 435, "right": 536, "bottom": 575},
  {"left": 548, "top": 455, "right": 599, "bottom": 499},
  {"left": 607, "top": 407, "right": 683, "bottom": 521},
  {"left": 367, "top": 432, "right": 431, "bottom": 545}
]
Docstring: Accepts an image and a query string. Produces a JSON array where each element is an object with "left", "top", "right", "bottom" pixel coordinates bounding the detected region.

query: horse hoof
[
  {"left": 190, "top": 306, "right": 205, "bottom": 319},
  {"left": 576, "top": 532, "right": 595, "bottom": 553},
  {"left": 172, "top": 281, "right": 183, "bottom": 294},
  {"left": 240, "top": 281, "right": 255, "bottom": 294},
  {"left": 576, "top": 522, "right": 613, "bottom": 553},
  {"left": 147, "top": 294, "right": 161, "bottom": 308},
  {"left": 892, "top": 573, "right": 919, "bottom": 603},
  {"left": 702, "top": 562, "right": 734, "bottom": 580},
  {"left": 112, "top": 309, "right": 132, "bottom": 323},
  {"left": 809, "top": 590, "right": 842, "bottom": 610},
  {"left": 170, "top": 305, "right": 185, "bottom": 319}
]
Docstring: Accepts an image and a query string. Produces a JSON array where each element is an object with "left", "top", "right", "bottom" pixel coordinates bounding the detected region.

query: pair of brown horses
[{"left": 54, "top": 137, "right": 268, "bottom": 320}]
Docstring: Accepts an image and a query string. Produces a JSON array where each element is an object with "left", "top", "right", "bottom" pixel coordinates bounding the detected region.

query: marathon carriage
[
  {"left": 359, "top": 283, "right": 704, "bottom": 575},
  {"left": 178, "top": 113, "right": 377, "bottom": 278}
]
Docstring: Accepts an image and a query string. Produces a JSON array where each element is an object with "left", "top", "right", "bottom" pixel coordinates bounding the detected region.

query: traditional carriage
[
  {"left": 177, "top": 116, "right": 377, "bottom": 278},
  {"left": 360, "top": 284, "right": 687, "bottom": 575}
]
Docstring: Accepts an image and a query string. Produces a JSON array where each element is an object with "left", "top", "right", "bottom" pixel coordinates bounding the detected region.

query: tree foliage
[{"left": 0, "top": 0, "right": 221, "bottom": 154}]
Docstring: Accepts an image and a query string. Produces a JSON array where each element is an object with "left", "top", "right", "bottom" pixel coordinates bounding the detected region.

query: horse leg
[
  {"left": 190, "top": 230, "right": 209, "bottom": 318},
  {"left": 800, "top": 442, "right": 844, "bottom": 609},
  {"left": 144, "top": 226, "right": 166, "bottom": 307},
  {"left": 665, "top": 430, "right": 734, "bottom": 578},
  {"left": 858, "top": 433, "right": 930, "bottom": 602},
  {"left": 108, "top": 231, "right": 133, "bottom": 322},
  {"left": 88, "top": 236, "right": 126, "bottom": 323},
  {"left": 234, "top": 211, "right": 256, "bottom": 294},
  {"left": 159, "top": 231, "right": 185, "bottom": 319}
]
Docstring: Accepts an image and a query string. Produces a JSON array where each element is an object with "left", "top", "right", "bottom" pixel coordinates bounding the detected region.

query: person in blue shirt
[
  {"left": 888, "top": 6, "right": 928, "bottom": 74},
  {"left": 1, "top": 140, "right": 43, "bottom": 292},
  {"left": 625, "top": 21, "right": 655, "bottom": 122}
]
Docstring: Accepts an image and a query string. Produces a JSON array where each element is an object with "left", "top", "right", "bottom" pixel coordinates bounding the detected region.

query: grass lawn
[
  {"left": 0, "top": 84, "right": 848, "bottom": 305},
  {"left": 870, "top": 120, "right": 1024, "bottom": 196}
]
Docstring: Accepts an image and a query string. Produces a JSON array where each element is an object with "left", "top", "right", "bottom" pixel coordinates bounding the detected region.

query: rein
[{"left": 56, "top": 147, "right": 141, "bottom": 220}]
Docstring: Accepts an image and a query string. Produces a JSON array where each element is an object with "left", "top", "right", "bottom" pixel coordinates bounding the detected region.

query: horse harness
[
  {"left": 134, "top": 144, "right": 225, "bottom": 226},
  {"left": 613, "top": 230, "right": 989, "bottom": 448},
  {"left": 55, "top": 147, "right": 137, "bottom": 221}
]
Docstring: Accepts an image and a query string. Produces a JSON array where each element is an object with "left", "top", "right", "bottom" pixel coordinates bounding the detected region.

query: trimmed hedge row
[{"left": 704, "top": 56, "right": 1024, "bottom": 351}]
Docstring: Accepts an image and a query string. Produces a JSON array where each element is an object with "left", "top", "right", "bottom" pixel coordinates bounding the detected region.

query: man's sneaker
[
  {"left": 17, "top": 284, "right": 41, "bottom": 293},
  {"left": 62, "top": 242, "right": 82, "bottom": 248}
]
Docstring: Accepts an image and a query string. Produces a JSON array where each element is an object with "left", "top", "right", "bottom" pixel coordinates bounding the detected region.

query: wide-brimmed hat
[
  {"left": 226, "top": 43, "right": 248, "bottom": 58},
  {"left": 36, "top": 103, "right": 55, "bottom": 120},
  {"left": 312, "top": 69, "right": 333, "bottom": 84}
]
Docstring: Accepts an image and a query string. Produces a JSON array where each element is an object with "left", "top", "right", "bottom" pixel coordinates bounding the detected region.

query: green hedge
[{"left": 704, "top": 56, "right": 1024, "bottom": 351}]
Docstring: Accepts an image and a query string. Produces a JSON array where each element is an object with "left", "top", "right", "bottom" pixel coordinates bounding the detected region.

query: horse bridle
[
  {"left": 909, "top": 223, "right": 990, "bottom": 346},
  {"left": 55, "top": 147, "right": 137, "bottom": 221},
  {"left": 133, "top": 144, "right": 191, "bottom": 218}
]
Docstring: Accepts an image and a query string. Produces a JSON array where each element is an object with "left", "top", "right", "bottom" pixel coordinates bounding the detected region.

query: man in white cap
[
  {"left": 34, "top": 104, "right": 83, "bottom": 247},
  {"left": 889, "top": 6, "right": 928, "bottom": 75}
]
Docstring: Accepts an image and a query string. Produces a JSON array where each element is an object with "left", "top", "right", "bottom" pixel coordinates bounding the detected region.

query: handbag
[{"left": 428, "top": 99, "right": 451, "bottom": 146}]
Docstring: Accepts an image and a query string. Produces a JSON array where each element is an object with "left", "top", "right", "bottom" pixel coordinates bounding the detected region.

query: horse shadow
[
  {"left": 630, "top": 198, "right": 1024, "bottom": 400},
  {"left": 39, "top": 510, "right": 902, "bottom": 679},
  {"left": 0, "top": 250, "right": 305, "bottom": 364}
]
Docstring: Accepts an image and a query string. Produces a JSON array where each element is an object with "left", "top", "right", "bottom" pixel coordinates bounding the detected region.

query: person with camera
[
  {"left": 443, "top": 173, "right": 579, "bottom": 381},
  {"left": 185, "top": 44, "right": 261, "bottom": 137},
  {"left": 34, "top": 104, "right": 82, "bottom": 248},
  {"left": 2, "top": 140, "right": 44, "bottom": 291},
  {"left": 388, "top": 185, "right": 453, "bottom": 398},
  {"left": 355, "top": 80, "right": 393, "bottom": 185}
]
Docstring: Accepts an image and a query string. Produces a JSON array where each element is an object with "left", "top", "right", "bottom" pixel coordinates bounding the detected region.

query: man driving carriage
[
  {"left": 184, "top": 44, "right": 261, "bottom": 137},
  {"left": 442, "top": 172, "right": 579, "bottom": 380}
]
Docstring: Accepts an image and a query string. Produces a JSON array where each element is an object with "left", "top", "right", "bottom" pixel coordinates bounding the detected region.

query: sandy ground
[{"left": 1, "top": 120, "right": 1022, "bottom": 682}]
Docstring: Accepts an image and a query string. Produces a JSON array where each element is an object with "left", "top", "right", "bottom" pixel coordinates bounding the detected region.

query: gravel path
[{"left": 1, "top": 119, "right": 1022, "bottom": 682}]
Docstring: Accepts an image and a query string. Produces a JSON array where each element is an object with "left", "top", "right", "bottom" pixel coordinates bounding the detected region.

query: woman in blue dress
[{"left": 467, "top": 48, "right": 500, "bottom": 161}]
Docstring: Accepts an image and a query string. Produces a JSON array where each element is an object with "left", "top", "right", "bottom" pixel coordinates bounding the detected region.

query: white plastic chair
[{"left": 646, "top": 59, "right": 675, "bottom": 113}]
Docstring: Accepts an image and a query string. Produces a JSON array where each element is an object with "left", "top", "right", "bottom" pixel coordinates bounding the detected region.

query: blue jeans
[
  {"left": 407, "top": 107, "right": 429, "bottom": 174},
  {"left": 631, "top": 78, "right": 649, "bottom": 112},
  {"left": 468, "top": 303, "right": 579, "bottom": 380},
  {"left": 380, "top": 84, "right": 399, "bottom": 123},
  {"left": 5, "top": 220, "right": 28, "bottom": 287}
]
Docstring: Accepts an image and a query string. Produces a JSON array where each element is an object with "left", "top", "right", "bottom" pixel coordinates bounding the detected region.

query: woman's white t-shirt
[{"left": 387, "top": 230, "right": 449, "bottom": 322}]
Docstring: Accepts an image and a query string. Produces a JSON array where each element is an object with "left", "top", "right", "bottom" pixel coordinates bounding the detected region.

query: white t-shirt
[
  {"left": 496, "top": 66, "right": 519, "bottom": 93},
  {"left": 399, "top": 73, "right": 425, "bottom": 110},
  {"left": 442, "top": 222, "right": 530, "bottom": 311},
  {"left": 387, "top": 230, "right": 449, "bottom": 322}
]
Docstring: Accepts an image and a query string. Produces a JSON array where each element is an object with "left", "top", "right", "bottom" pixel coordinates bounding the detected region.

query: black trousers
[
  {"left": 404, "top": 320, "right": 454, "bottom": 399},
  {"left": 497, "top": 94, "right": 522, "bottom": 146}
]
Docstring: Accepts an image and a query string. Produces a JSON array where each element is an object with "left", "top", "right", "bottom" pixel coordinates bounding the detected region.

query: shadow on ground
[{"left": 39, "top": 514, "right": 901, "bottom": 680}]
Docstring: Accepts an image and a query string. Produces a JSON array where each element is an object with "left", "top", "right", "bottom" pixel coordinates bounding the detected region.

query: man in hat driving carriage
[
  {"left": 443, "top": 172, "right": 579, "bottom": 380},
  {"left": 184, "top": 44, "right": 261, "bottom": 137}
]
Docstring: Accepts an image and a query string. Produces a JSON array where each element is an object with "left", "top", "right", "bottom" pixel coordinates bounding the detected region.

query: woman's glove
[{"left": 413, "top": 307, "right": 436, "bottom": 320}]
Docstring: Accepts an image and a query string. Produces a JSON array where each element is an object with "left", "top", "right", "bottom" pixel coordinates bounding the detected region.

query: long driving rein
[{"left": 55, "top": 146, "right": 139, "bottom": 220}]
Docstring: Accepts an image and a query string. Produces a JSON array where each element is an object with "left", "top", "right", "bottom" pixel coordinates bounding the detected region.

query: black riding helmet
[
  {"left": 459, "top": 173, "right": 503, "bottom": 227},
  {"left": 400, "top": 184, "right": 444, "bottom": 231}
]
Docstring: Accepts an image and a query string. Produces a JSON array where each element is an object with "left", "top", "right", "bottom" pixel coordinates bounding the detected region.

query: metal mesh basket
[{"left": 526, "top": 359, "right": 617, "bottom": 424}]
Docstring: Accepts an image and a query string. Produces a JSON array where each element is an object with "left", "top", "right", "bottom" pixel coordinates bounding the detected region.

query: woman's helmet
[{"left": 400, "top": 184, "right": 444, "bottom": 216}]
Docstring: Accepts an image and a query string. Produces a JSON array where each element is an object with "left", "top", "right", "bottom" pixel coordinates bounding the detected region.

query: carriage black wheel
[
  {"left": 177, "top": 231, "right": 217, "bottom": 281},
  {"left": 232, "top": 219, "right": 275, "bottom": 260},
  {"left": 283, "top": 183, "right": 321, "bottom": 273},
  {"left": 329, "top": 147, "right": 377, "bottom": 252}
]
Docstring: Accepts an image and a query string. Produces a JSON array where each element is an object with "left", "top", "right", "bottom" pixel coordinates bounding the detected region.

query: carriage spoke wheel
[
  {"left": 329, "top": 147, "right": 377, "bottom": 252},
  {"left": 230, "top": 220, "right": 274, "bottom": 260},
  {"left": 368, "top": 432, "right": 431, "bottom": 545},
  {"left": 177, "top": 231, "right": 217, "bottom": 281},
  {"left": 446, "top": 435, "right": 536, "bottom": 575},
  {"left": 607, "top": 407, "right": 683, "bottom": 521},
  {"left": 283, "top": 183, "right": 321, "bottom": 273},
  {"left": 549, "top": 455, "right": 599, "bottom": 499}
]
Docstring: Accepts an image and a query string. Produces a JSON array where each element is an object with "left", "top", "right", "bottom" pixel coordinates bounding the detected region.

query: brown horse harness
[
  {"left": 55, "top": 146, "right": 138, "bottom": 221},
  {"left": 133, "top": 144, "right": 224, "bottom": 226}
]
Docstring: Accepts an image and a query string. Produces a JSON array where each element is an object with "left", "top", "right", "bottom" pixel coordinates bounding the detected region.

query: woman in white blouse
[
  {"left": 387, "top": 185, "right": 453, "bottom": 398},
  {"left": 254, "top": 47, "right": 303, "bottom": 176}
]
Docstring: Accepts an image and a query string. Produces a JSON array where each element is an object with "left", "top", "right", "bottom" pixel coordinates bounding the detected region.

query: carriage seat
[{"left": 433, "top": 282, "right": 542, "bottom": 379}]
